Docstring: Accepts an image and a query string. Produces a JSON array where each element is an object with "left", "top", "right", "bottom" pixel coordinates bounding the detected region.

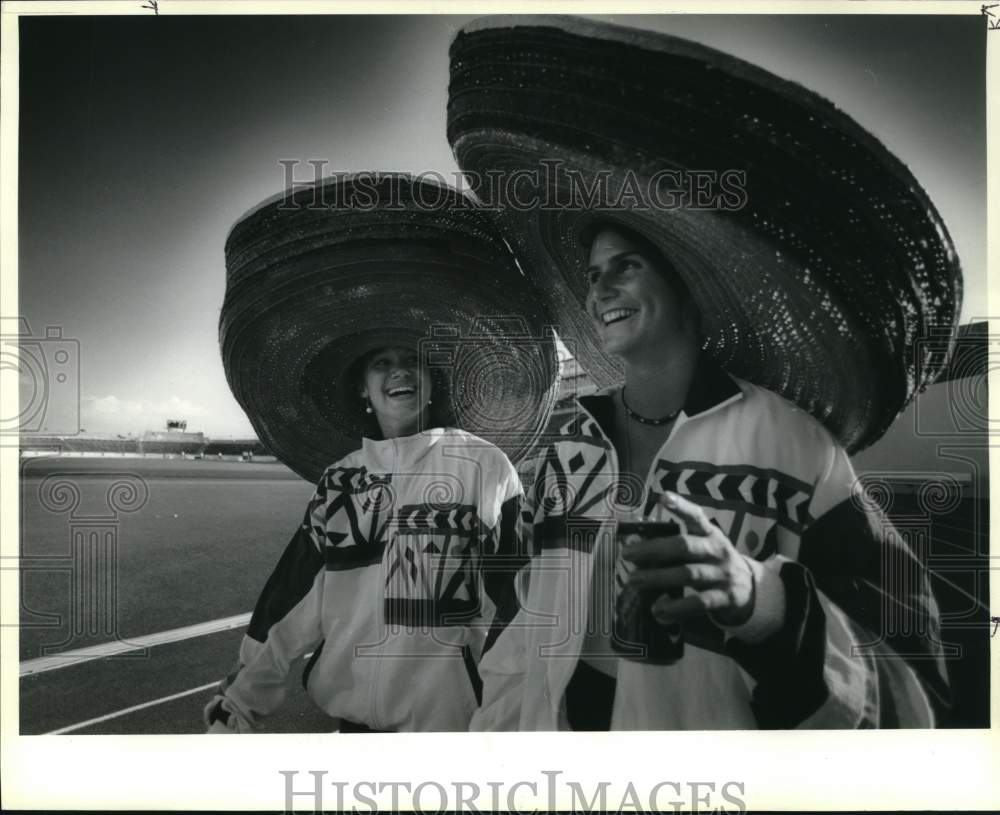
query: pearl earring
[{"left": 365, "top": 399, "right": 373, "bottom": 414}]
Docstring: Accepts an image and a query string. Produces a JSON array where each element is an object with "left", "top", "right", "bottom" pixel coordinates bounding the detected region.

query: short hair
[{"left": 579, "top": 218, "right": 693, "bottom": 303}]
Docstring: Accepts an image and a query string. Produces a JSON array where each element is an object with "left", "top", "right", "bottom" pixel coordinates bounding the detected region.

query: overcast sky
[{"left": 17, "top": 13, "right": 986, "bottom": 437}]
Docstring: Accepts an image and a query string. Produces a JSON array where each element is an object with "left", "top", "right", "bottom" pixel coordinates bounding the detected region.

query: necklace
[
  {"left": 620, "top": 391, "right": 677, "bottom": 503},
  {"left": 621, "top": 387, "right": 681, "bottom": 426}
]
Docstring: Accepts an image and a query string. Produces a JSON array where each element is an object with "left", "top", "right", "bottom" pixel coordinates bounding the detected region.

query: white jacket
[
  {"left": 471, "top": 359, "right": 947, "bottom": 730},
  {"left": 206, "top": 427, "right": 524, "bottom": 732}
]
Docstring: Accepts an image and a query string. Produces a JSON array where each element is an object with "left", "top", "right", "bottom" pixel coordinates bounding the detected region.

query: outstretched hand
[{"left": 621, "top": 491, "right": 755, "bottom": 627}]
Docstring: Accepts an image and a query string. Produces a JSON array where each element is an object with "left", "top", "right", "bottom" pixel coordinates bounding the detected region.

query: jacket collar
[
  {"left": 361, "top": 427, "right": 446, "bottom": 472},
  {"left": 577, "top": 354, "right": 743, "bottom": 435},
  {"left": 681, "top": 354, "right": 743, "bottom": 417}
]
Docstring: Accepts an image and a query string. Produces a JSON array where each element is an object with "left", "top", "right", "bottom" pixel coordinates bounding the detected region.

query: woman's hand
[{"left": 621, "top": 491, "right": 755, "bottom": 627}]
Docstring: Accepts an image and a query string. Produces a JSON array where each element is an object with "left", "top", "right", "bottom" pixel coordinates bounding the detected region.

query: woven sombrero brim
[
  {"left": 221, "top": 174, "right": 560, "bottom": 483},
  {"left": 447, "top": 16, "right": 962, "bottom": 452}
]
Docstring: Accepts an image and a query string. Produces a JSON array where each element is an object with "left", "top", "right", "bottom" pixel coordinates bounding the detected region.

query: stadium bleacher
[
  {"left": 202, "top": 439, "right": 270, "bottom": 456},
  {"left": 62, "top": 437, "right": 140, "bottom": 454}
]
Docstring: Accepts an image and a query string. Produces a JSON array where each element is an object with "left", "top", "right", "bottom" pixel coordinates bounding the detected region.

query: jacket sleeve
[
  {"left": 476, "top": 455, "right": 528, "bottom": 658},
  {"left": 204, "top": 473, "right": 329, "bottom": 733},
  {"left": 722, "top": 437, "right": 947, "bottom": 728},
  {"left": 469, "top": 453, "right": 536, "bottom": 731},
  {"left": 797, "top": 441, "right": 949, "bottom": 722}
]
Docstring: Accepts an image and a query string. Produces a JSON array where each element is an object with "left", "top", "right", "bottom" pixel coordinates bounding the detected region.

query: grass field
[
  {"left": 16, "top": 456, "right": 991, "bottom": 733},
  {"left": 19, "top": 456, "right": 315, "bottom": 660},
  {"left": 18, "top": 456, "right": 332, "bottom": 734}
]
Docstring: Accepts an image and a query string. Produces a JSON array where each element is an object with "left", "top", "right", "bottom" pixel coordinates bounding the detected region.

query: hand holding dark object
[{"left": 621, "top": 491, "right": 756, "bottom": 627}]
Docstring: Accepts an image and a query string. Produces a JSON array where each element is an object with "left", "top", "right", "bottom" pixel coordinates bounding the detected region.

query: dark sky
[{"left": 17, "top": 13, "right": 986, "bottom": 435}]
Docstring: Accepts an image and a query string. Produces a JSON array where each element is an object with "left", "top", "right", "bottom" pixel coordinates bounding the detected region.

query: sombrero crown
[
  {"left": 221, "top": 172, "right": 559, "bottom": 482},
  {"left": 447, "top": 16, "right": 962, "bottom": 452}
]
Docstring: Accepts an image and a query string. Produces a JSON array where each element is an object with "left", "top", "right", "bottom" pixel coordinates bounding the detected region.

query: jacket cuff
[
  {"left": 712, "top": 556, "right": 787, "bottom": 644},
  {"left": 724, "top": 560, "right": 831, "bottom": 728},
  {"left": 203, "top": 694, "right": 252, "bottom": 733}
]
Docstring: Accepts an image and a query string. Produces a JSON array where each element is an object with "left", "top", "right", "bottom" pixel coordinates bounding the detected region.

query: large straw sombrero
[
  {"left": 221, "top": 173, "right": 559, "bottom": 483},
  {"left": 447, "top": 16, "right": 962, "bottom": 452}
]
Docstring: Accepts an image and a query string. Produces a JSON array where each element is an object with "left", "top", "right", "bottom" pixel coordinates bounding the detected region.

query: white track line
[
  {"left": 46, "top": 650, "right": 317, "bottom": 735},
  {"left": 46, "top": 680, "right": 220, "bottom": 735},
  {"left": 20, "top": 612, "right": 251, "bottom": 677}
]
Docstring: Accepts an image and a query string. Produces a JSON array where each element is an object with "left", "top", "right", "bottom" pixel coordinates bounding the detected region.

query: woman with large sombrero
[
  {"left": 204, "top": 173, "right": 558, "bottom": 732},
  {"left": 448, "top": 17, "right": 956, "bottom": 729}
]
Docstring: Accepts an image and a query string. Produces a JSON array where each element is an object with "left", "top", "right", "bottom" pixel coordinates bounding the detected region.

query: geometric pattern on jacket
[{"left": 486, "top": 357, "right": 950, "bottom": 730}]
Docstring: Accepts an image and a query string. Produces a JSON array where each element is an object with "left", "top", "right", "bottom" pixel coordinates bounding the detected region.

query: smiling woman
[
  {"left": 203, "top": 173, "right": 559, "bottom": 733},
  {"left": 451, "top": 15, "right": 957, "bottom": 732},
  {"left": 352, "top": 346, "right": 436, "bottom": 440},
  {"left": 584, "top": 225, "right": 698, "bottom": 369}
]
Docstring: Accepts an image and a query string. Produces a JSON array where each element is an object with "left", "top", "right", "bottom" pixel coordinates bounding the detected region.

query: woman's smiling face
[
  {"left": 359, "top": 346, "right": 432, "bottom": 429},
  {"left": 584, "top": 228, "right": 690, "bottom": 359}
]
